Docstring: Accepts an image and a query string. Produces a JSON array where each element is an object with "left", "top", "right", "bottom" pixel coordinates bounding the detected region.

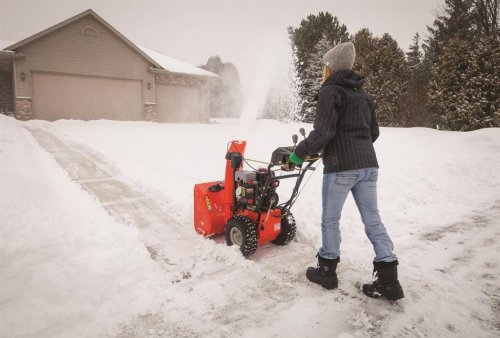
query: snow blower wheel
[
  {"left": 271, "top": 209, "right": 297, "bottom": 246},
  {"left": 225, "top": 215, "right": 258, "bottom": 257}
]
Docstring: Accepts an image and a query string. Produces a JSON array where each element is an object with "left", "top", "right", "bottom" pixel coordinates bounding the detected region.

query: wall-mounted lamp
[
  {"left": 20, "top": 72, "right": 26, "bottom": 81},
  {"left": 147, "top": 82, "right": 152, "bottom": 90}
]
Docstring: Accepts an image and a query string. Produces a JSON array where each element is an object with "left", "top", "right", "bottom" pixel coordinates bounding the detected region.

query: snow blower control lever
[{"left": 194, "top": 132, "right": 320, "bottom": 257}]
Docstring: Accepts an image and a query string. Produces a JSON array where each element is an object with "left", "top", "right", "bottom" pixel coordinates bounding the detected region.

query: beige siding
[
  {"left": 32, "top": 72, "right": 142, "bottom": 121},
  {"left": 14, "top": 16, "right": 155, "bottom": 103},
  {"left": 156, "top": 84, "right": 200, "bottom": 122}
]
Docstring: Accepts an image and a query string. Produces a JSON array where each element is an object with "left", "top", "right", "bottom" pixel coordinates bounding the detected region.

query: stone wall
[
  {"left": 155, "top": 73, "right": 204, "bottom": 87},
  {"left": 15, "top": 98, "right": 33, "bottom": 120},
  {"left": 144, "top": 103, "right": 157, "bottom": 122}
]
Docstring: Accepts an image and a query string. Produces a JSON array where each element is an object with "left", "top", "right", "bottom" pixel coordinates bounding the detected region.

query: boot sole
[{"left": 363, "top": 281, "right": 404, "bottom": 301}]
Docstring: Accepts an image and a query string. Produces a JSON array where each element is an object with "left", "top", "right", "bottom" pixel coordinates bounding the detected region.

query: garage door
[
  {"left": 32, "top": 72, "right": 143, "bottom": 121},
  {"left": 156, "top": 84, "right": 200, "bottom": 122}
]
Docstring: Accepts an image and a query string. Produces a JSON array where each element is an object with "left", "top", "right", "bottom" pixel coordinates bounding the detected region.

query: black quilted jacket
[{"left": 295, "top": 69, "right": 380, "bottom": 173}]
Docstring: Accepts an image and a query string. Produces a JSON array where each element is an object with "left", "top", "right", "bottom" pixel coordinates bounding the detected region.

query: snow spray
[{"left": 236, "top": 37, "right": 298, "bottom": 139}]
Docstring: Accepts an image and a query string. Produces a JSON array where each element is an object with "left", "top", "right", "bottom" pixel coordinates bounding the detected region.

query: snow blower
[{"left": 193, "top": 130, "right": 320, "bottom": 257}]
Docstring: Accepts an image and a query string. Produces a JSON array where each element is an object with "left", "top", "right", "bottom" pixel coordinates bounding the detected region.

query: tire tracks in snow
[{"left": 26, "top": 127, "right": 195, "bottom": 272}]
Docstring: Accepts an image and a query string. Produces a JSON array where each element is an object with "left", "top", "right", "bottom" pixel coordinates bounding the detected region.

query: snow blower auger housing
[{"left": 194, "top": 133, "right": 319, "bottom": 257}]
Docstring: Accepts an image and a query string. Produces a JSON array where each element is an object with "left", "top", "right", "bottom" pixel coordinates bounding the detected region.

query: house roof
[
  {"left": 0, "top": 40, "right": 23, "bottom": 59},
  {"left": 1, "top": 9, "right": 217, "bottom": 78},
  {"left": 138, "top": 46, "right": 216, "bottom": 77}
]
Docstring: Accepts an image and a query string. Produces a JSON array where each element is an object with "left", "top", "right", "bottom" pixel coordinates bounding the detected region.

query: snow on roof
[{"left": 139, "top": 45, "right": 218, "bottom": 78}]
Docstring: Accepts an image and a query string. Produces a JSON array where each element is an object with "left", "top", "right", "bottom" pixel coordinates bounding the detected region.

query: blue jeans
[{"left": 318, "top": 167, "right": 397, "bottom": 263}]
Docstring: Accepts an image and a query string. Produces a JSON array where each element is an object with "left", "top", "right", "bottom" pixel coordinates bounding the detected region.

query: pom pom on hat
[{"left": 322, "top": 42, "right": 356, "bottom": 72}]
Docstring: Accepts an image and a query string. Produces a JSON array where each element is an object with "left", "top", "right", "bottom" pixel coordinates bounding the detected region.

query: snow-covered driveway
[
  {"left": 1, "top": 116, "right": 499, "bottom": 337},
  {"left": 27, "top": 127, "right": 193, "bottom": 266}
]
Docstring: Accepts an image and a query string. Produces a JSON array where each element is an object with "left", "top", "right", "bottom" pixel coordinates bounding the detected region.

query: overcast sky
[{"left": 0, "top": 0, "right": 443, "bottom": 87}]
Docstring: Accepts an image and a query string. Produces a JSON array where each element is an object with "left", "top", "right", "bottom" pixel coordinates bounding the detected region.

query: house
[{"left": 0, "top": 9, "right": 218, "bottom": 122}]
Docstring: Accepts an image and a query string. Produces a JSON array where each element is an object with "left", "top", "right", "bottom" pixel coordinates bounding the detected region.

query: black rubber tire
[
  {"left": 225, "top": 215, "right": 258, "bottom": 257},
  {"left": 271, "top": 209, "right": 296, "bottom": 246}
]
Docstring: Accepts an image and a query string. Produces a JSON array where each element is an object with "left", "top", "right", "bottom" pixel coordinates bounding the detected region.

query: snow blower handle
[
  {"left": 299, "top": 128, "right": 306, "bottom": 139},
  {"left": 298, "top": 127, "right": 322, "bottom": 162},
  {"left": 292, "top": 134, "right": 298, "bottom": 151}
]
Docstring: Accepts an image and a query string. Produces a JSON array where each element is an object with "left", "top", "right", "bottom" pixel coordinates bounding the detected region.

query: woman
[{"left": 290, "top": 42, "right": 404, "bottom": 301}]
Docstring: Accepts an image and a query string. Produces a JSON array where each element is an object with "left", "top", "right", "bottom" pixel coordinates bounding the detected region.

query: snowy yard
[{"left": 1, "top": 115, "right": 499, "bottom": 337}]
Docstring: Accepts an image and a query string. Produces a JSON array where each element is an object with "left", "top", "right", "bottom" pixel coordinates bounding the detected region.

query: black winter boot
[
  {"left": 363, "top": 260, "right": 404, "bottom": 301},
  {"left": 306, "top": 254, "right": 340, "bottom": 290}
]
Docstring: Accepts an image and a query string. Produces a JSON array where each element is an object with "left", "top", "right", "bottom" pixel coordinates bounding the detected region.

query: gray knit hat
[{"left": 322, "top": 42, "right": 356, "bottom": 72}]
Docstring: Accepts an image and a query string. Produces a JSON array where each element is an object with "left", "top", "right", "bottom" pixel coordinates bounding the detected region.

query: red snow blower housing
[{"left": 194, "top": 131, "right": 319, "bottom": 257}]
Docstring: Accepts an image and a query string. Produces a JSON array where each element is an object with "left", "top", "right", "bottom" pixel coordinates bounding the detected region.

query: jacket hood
[{"left": 323, "top": 69, "right": 366, "bottom": 89}]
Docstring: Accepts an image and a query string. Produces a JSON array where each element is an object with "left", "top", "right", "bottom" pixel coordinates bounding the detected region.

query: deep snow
[{"left": 1, "top": 115, "right": 499, "bottom": 337}]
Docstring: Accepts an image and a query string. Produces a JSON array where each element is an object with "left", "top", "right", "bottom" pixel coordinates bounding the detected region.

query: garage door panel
[
  {"left": 32, "top": 72, "right": 142, "bottom": 121},
  {"left": 156, "top": 84, "right": 200, "bottom": 122}
]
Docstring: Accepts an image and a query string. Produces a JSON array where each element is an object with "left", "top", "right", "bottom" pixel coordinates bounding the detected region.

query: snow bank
[{"left": 0, "top": 115, "right": 166, "bottom": 337}]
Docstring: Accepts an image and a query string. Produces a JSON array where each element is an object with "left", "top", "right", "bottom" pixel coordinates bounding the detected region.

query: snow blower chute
[{"left": 193, "top": 130, "right": 320, "bottom": 257}]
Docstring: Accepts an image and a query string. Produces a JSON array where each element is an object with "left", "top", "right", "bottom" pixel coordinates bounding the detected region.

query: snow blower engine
[{"left": 193, "top": 129, "right": 320, "bottom": 257}]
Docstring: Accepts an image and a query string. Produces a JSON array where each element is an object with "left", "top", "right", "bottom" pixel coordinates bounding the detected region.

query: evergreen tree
[
  {"left": 363, "top": 33, "right": 408, "bottom": 126},
  {"left": 428, "top": 36, "right": 499, "bottom": 130},
  {"left": 425, "top": 0, "right": 499, "bottom": 130},
  {"left": 288, "top": 12, "right": 349, "bottom": 77},
  {"left": 219, "top": 62, "right": 243, "bottom": 117},
  {"left": 403, "top": 33, "right": 431, "bottom": 126},
  {"left": 352, "top": 28, "right": 374, "bottom": 75},
  {"left": 201, "top": 56, "right": 243, "bottom": 117},
  {"left": 424, "top": 0, "right": 475, "bottom": 67},
  {"left": 407, "top": 33, "right": 423, "bottom": 68},
  {"left": 354, "top": 29, "right": 411, "bottom": 126},
  {"left": 202, "top": 56, "right": 223, "bottom": 115},
  {"left": 300, "top": 35, "right": 332, "bottom": 122},
  {"left": 288, "top": 12, "right": 349, "bottom": 120},
  {"left": 205, "top": 55, "right": 224, "bottom": 74},
  {"left": 422, "top": 0, "right": 475, "bottom": 99},
  {"left": 473, "top": 0, "right": 499, "bottom": 39}
]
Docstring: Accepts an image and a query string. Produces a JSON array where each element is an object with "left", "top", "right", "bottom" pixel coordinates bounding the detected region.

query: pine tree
[
  {"left": 300, "top": 35, "right": 332, "bottom": 122},
  {"left": 363, "top": 33, "right": 408, "bottom": 126},
  {"left": 425, "top": 0, "right": 499, "bottom": 130},
  {"left": 201, "top": 56, "right": 243, "bottom": 118},
  {"left": 403, "top": 33, "right": 431, "bottom": 126},
  {"left": 473, "top": 0, "right": 499, "bottom": 39},
  {"left": 469, "top": 36, "right": 500, "bottom": 127},
  {"left": 288, "top": 12, "right": 350, "bottom": 120},
  {"left": 422, "top": 0, "right": 475, "bottom": 102},
  {"left": 202, "top": 56, "right": 224, "bottom": 115},
  {"left": 429, "top": 36, "right": 499, "bottom": 130},
  {"left": 288, "top": 12, "right": 349, "bottom": 77},
  {"left": 352, "top": 28, "right": 374, "bottom": 75},
  {"left": 219, "top": 63, "right": 243, "bottom": 117},
  {"left": 407, "top": 33, "right": 423, "bottom": 68},
  {"left": 424, "top": 0, "right": 475, "bottom": 67}
]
